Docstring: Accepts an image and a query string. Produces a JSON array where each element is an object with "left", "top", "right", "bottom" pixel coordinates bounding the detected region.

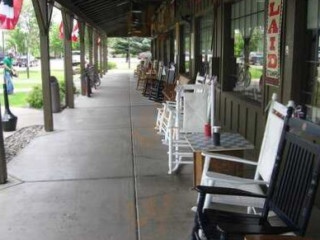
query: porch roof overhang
[{"left": 54, "top": 0, "right": 163, "bottom": 37}]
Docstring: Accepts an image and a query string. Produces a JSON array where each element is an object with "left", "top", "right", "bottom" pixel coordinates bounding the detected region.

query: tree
[
  {"left": 249, "top": 27, "right": 264, "bottom": 53},
  {"left": 109, "top": 37, "right": 151, "bottom": 57},
  {"left": 6, "top": 27, "right": 26, "bottom": 53},
  {"left": 9, "top": 0, "right": 40, "bottom": 57},
  {"left": 6, "top": 0, "right": 40, "bottom": 78},
  {"left": 234, "top": 32, "right": 244, "bottom": 58},
  {"left": 49, "top": 22, "right": 64, "bottom": 58},
  {"left": 130, "top": 37, "right": 151, "bottom": 55}
]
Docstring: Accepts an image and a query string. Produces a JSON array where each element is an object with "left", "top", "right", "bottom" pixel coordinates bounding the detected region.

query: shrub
[
  {"left": 59, "top": 81, "right": 65, "bottom": 103},
  {"left": 27, "top": 82, "right": 79, "bottom": 109},
  {"left": 108, "top": 62, "right": 117, "bottom": 70},
  {"left": 59, "top": 81, "right": 79, "bottom": 103},
  {"left": 27, "top": 85, "right": 43, "bottom": 109}
]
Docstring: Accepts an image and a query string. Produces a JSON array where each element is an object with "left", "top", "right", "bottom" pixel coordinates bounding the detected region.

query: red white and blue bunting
[
  {"left": 59, "top": 21, "right": 79, "bottom": 43},
  {"left": 0, "top": 0, "right": 23, "bottom": 30}
]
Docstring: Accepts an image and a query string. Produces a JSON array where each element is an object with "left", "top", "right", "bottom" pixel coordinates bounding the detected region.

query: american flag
[{"left": 0, "top": 0, "right": 23, "bottom": 30}]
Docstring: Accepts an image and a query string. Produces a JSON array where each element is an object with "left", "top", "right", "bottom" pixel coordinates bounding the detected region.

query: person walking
[
  {"left": 2, "top": 50, "right": 18, "bottom": 132},
  {"left": 3, "top": 50, "right": 17, "bottom": 94}
]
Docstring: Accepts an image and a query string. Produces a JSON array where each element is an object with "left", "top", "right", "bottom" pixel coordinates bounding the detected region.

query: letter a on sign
[{"left": 266, "top": 0, "right": 283, "bottom": 86}]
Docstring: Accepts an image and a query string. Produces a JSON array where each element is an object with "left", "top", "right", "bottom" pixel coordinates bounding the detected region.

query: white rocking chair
[
  {"left": 200, "top": 95, "right": 295, "bottom": 212},
  {"left": 155, "top": 67, "right": 176, "bottom": 136},
  {"left": 167, "top": 84, "right": 211, "bottom": 174},
  {"left": 155, "top": 72, "right": 207, "bottom": 133}
]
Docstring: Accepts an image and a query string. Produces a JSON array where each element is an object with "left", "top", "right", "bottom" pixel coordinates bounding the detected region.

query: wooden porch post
[
  {"left": 156, "top": 37, "right": 160, "bottom": 62},
  {"left": 103, "top": 34, "right": 108, "bottom": 73},
  {"left": 79, "top": 21, "right": 86, "bottom": 96},
  {"left": 31, "top": 0, "right": 54, "bottom": 132},
  {"left": 93, "top": 30, "right": 98, "bottom": 69},
  {"left": 88, "top": 27, "right": 93, "bottom": 65},
  {"left": 104, "top": 34, "right": 108, "bottom": 73},
  {"left": 61, "top": 9, "right": 74, "bottom": 108},
  {"left": 0, "top": 107, "right": 7, "bottom": 184},
  {"left": 100, "top": 36, "right": 104, "bottom": 75},
  {"left": 220, "top": 3, "right": 234, "bottom": 91},
  {"left": 191, "top": 17, "right": 196, "bottom": 80},
  {"left": 175, "top": 23, "right": 180, "bottom": 72}
]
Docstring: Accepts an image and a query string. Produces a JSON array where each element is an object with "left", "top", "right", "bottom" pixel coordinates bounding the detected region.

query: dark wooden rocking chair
[
  {"left": 162, "top": 66, "right": 178, "bottom": 102},
  {"left": 149, "top": 66, "right": 176, "bottom": 102},
  {"left": 192, "top": 112, "right": 320, "bottom": 240},
  {"left": 142, "top": 63, "right": 164, "bottom": 97}
]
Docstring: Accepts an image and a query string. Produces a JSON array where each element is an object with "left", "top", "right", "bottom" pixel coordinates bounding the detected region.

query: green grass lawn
[
  {"left": 16, "top": 69, "right": 65, "bottom": 82},
  {"left": 0, "top": 92, "right": 29, "bottom": 108},
  {"left": 250, "top": 67, "right": 263, "bottom": 79},
  {"left": 0, "top": 69, "right": 65, "bottom": 107}
]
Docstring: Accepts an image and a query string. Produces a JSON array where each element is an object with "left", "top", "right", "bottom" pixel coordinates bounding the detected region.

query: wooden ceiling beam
[{"left": 55, "top": 0, "right": 162, "bottom": 36}]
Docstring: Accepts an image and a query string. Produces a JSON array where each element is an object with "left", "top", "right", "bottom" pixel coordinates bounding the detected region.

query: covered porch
[{"left": 0, "top": 0, "right": 320, "bottom": 239}]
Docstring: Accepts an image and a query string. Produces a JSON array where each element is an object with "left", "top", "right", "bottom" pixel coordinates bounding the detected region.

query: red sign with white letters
[{"left": 265, "top": 0, "right": 283, "bottom": 86}]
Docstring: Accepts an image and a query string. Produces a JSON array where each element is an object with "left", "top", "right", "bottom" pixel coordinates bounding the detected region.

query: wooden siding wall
[{"left": 216, "top": 91, "right": 264, "bottom": 159}]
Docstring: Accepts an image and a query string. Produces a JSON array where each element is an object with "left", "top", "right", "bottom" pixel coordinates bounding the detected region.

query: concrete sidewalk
[{"left": 0, "top": 71, "right": 196, "bottom": 240}]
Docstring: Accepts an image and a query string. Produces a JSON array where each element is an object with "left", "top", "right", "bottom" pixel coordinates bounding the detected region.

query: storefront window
[
  {"left": 152, "top": 39, "right": 156, "bottom": 60},
  {"left": 154, "top": 39, "right": 158, "bottom": 60},
  {"left": 169, "top": 30, "right": 175, "bottom": 64},
  {"left": 174, "top": 29, "right": 178, "bottom": 64},
  {"left": 164, "top": 31, "right": 175, "bottom": 65},
  {"left": 231, "top": 0, "right": 265, "bottom": 102},
  {"left": 166, "top": 36, "right": 170, "bottom": 65},
  {"left": 199, "top": 13, "right": 213, "bottom": 70},
  {"left": 305, "top": 0, "right": 320, "bottom": 123},
  {"left": 181, "top": 24, "right": 191, "bottom": 75}
]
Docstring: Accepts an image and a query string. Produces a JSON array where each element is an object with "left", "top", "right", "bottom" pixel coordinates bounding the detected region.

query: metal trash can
[{"left": 50, "top": 76, "right": 61, "bottom": 113}]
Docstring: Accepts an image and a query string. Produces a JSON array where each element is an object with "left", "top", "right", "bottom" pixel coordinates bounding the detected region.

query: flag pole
[{"left": 2, "top": 31, "right": 4, "bottom": 56}]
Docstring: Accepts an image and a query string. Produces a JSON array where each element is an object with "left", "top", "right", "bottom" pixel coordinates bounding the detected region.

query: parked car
[
  {"left": 72, "top": 50, "right": 81, "bottom": 66},
  {"left": 0, "top": 53, "right": 4, "bottom": 65},
  {"left": 16, "top": 55, "right": 39, "bottom": 67},
  {"left": 249, "top": 52, "right": 264, "bottom": 65}
]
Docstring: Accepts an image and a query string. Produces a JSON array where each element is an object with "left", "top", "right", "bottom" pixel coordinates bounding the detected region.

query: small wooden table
[
  {"left": 185, "top": 132, "right": 254, "bottom": 186},
  {"left": 245, "top": 235, "right": 313, "bottom": 240}
]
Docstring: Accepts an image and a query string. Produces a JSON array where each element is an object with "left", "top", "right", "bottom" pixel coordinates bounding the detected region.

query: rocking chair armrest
[
  {"left": 168, "top": 126, "right": 179, "bottom": 130},
  {"left": 165, "top": 101, "right": 176, "bottom": 105},
  {"left": 202, "top": 152, "right": 258, "bottom": 166},
  {"left": 195, "top": 186, "right": 266, "bottom": 199},
  {"left": 216, "top": 223, "right": 291, "bottom": 235},
  {"left": 204, "top": 175, "right": 269, "bottom": 186}
]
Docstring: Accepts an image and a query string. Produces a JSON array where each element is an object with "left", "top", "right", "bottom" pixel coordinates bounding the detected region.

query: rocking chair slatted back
[
  {"left": 195, "top": 72, "right": 206, "bottom": 85},
  {"left": 157, "top": 62, "right": 164, "bottom": 80},
  {"left": 181, "top": 85, "right": 210, "bottom": 133},
  {"left": 166, "top": 67, "right": 176, "bottom": 85},
  {"left": 153, "top": 60, "right": 158, "bottom": 72},
  {"left": 162, "top": 74, "right": 190, "bottom": 102},
  {"left": 148, "top": 66, "right": 167, "bottom": 101},
  {"left": 256, "top": 101, "right": 288, "bottom": 182},
  {"left": 265, "top": 117, "right": 320, "bottom": 236}
]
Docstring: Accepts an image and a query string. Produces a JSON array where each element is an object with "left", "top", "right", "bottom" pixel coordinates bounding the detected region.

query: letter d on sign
[{"left": 268, "top": 54, "right": 278, "bottom": 69}]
